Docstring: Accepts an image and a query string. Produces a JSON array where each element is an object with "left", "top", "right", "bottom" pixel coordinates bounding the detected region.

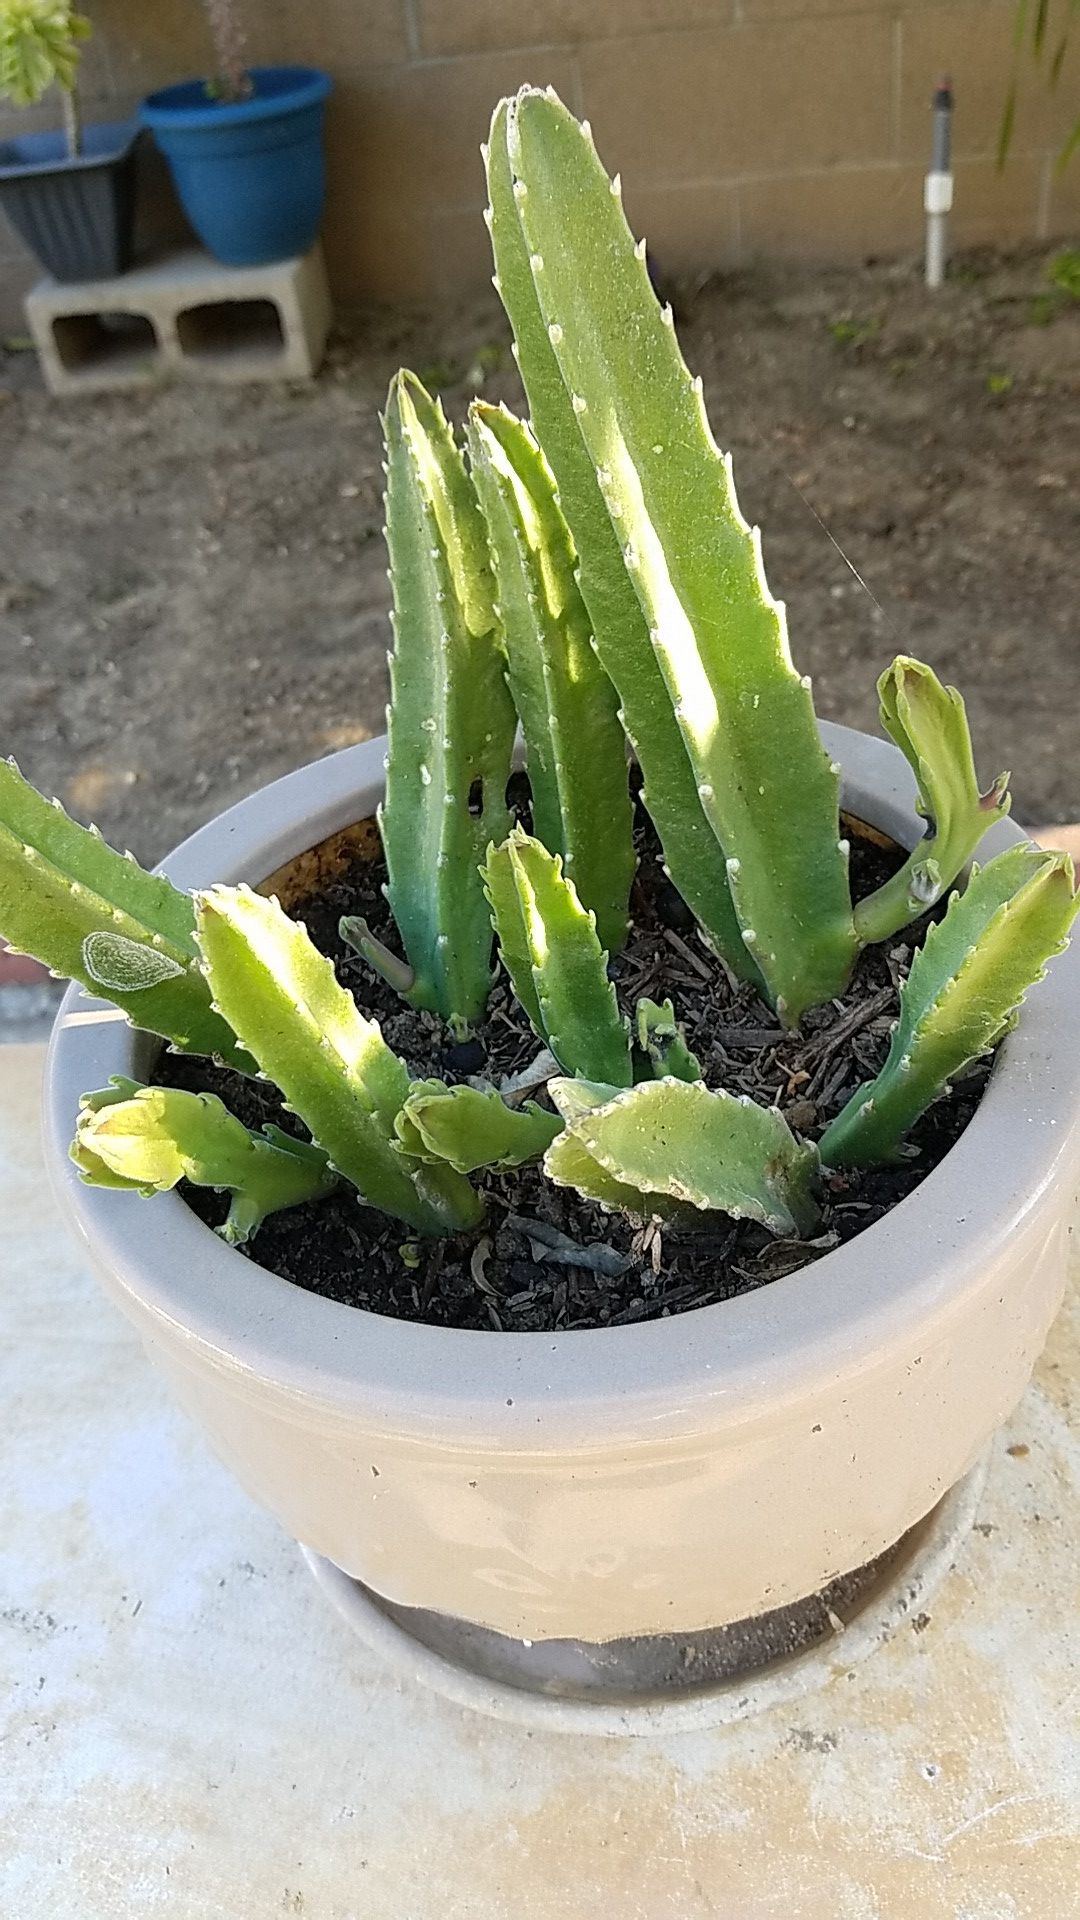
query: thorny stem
[
  {"left": 61, "top": 82, "right": 81, "bottom": 159},
  {"left": 202, "top": 0, "right": 252, "bottom": 103}
]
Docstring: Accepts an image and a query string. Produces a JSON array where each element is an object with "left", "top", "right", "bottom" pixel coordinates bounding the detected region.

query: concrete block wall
[{"left": 1, "top": 0, "right": 1077, "bottom": 327}]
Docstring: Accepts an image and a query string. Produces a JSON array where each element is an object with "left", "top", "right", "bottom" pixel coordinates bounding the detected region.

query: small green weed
[
  {"left": 1029, "top": 249, "right": 1080, "bottom": 326},
  {"left": 827, "top": 314, "right": 881, "bottom": 350},
  {"left": 464, "top": 340, "right": 506, "bottom": 386},
  {"left": 1048, "top": 248, "right": 1080, "bottom": 299},
  {"left": 417, "top": 357, "right": 461, "bottom": 394}
]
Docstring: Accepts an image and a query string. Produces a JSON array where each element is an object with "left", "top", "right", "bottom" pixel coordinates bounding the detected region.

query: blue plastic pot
[{"left": 141, "top": 66, "right": 331, "bottom": 268}]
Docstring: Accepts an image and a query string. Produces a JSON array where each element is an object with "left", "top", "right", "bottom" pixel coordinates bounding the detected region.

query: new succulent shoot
[
  {"left": 1, "top": 87, "right": 1077, "bottom": 1264},
  {"left": 0, "top": 0, "right": 91, "bottom": 157},
  {"left": 73, "top": 1079, "right": 337, "bottom": 1245}
]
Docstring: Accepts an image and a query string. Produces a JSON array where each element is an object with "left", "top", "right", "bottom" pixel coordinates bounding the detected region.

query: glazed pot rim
[{"left": 43, "top": 725, "right": 1080, "bottom": 1447}]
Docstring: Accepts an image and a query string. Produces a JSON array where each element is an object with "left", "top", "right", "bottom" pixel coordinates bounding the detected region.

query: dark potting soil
[{"left": 158, "top": 791, "right": 991, "bottom": 1333}]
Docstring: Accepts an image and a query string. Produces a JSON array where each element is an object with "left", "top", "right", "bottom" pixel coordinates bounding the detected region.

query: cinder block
[{"left": 26, "top": 244, "right": 332, "bottom": 396}]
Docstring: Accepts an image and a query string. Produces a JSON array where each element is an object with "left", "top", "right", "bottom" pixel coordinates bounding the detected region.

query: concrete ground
[{"left": 2, "top": 1039, "right": 1078, "bottom": 1918}]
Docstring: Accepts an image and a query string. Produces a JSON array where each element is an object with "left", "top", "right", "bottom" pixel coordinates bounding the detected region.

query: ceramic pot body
[{"left": 43, "top": 727, "right": 1080, "bottom": 1643}]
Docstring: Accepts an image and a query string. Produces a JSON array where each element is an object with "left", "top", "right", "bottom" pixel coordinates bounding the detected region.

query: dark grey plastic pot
[{"left": 0, "top": 119, "right": 141, "bottom": 283}]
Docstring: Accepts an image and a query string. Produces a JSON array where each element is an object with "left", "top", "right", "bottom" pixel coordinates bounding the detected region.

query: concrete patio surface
[{"left": 2, "top": 1039, "right": 1078, "bottom": 1918}]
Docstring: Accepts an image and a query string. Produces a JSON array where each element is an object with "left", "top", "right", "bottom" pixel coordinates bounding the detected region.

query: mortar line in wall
[
  {"left": 93, "top": 24, "right": 118, "bottom": 100},
  {"left": 1036, "top": 154, "right": 1053, "bottom": 237},
  {"left": 891, "top": 15, "right": 903, "bottom": 160},
  {"left": 401, "top": 5, "right": 896, "bottom": 71},
  {"left": 400, "top": 0, "right": 422, "bottom": 57},
  {"left": 426, "top": 177, "right": 797, "bottom": 224},
  {"left": 403, "top": 43, "right": 582, "bottom": 72},
  {"left": 424, "top": 151, "right": 1027, "bottom": 220},
  {"left": 411, "top": 160, "right": 876, "bottom": 216},
  {"left": 655, "top": 149, "right": 1050, "bottom": 192}
]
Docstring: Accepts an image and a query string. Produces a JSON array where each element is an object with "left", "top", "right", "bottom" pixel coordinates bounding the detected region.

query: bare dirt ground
[{"left": 2, "top": 242, "right": 1078, "bottom": 866}]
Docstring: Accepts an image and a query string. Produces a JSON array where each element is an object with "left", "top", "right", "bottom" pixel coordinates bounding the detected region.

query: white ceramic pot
[{"left": 43, "top": 725, "right": 1080, "bottom": 1646}]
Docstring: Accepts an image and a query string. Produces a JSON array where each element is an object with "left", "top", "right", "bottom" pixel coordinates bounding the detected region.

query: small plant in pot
[
  {"left": 10, "top": 91, "right": 1080, "bottom": 1713},
  {"left": 139, "top": 0, "right": 331, "bottom": 268},
  {"left": 0, "top": 1, "right": 141, "bottom": 281}
]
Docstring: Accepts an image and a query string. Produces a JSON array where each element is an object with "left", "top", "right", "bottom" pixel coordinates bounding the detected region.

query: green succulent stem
[
  {"left": 0, "top": 758, "right": 247, "bottom": 1068},
  {"left": 72, "top": 1080, "right": 337, "bottom": 1245},
  {"left": 380, "top": 370, "right": 517, "bottom": 1029},
  {"left": 546, "top": 1075, "right": 821, "bottom": 1236},
  {"left": 467, "top": 399, "right": 635, "bottom": 953},
  {"left": 395, "top": 1079, "right": 561, "bottom": 1173},
  {"left": 822, "top": 843, "right": 1080, "bottom": 1168},
  {"left": 338, "top": 916, "right": 416, "bottom": 997},
  {"left": 484, "top": 97, "right": 758, "bottom": 986},
  {"left": 854, "top": 657, "right": 1011, "bottom": 947},
  {"left": 194, "top": 884, "right": 482, "bottom": 1235},
  {"left": 499, "top": 89, "right": 856, "bottom": 1023},
  {"left": 634, "top": 996, "right": 702, "bottom": 1082},
  {"left": 484, "top": 828, "right": 632, "bottom": 1085}
]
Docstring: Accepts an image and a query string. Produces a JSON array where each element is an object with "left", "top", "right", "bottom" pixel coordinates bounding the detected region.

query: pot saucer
[{"left": 302, "top": 1453, "right": 988, "bottom": 1739}]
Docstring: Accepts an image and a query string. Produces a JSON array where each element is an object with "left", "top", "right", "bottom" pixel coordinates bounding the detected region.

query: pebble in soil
[{"left": 159, "top": 794, "right": 990, "bottom": 1333}]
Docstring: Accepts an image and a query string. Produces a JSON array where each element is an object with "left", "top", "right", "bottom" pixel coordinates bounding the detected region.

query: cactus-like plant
[
  {"left": 546, "top": 1078, "right": 822, "bottom": 1237},
  {"left": 821, "top": 845, "right": 1079, "bottom": 1168},
  {"left": 0, "top": 758, "right": 248, "bottom": 1069},
  {"left": 366, "top": 371, "right": 517, "bottom": 1034},
  {"left": 0, "top": 0, "right": 90, "bottom": 156},
  {"left": 853, "top": 658, "right": 1011, "bottom": 945},
  {"left": 483, "top": 827, "right": 632, "bottom": 1086},
  {"left": 201, "top": 0, "right": 251, "bottom": 104},
  {"left": 634, "top": 997, "right": 701, "bottom": 1084},
  {"left": 395, "top": 1080, "right": 561, "bottom": 1174},
  {"left": 194, "top": 884, "right": 483, "bottom": 1235},
  {"left": 2, "top": 85, "right": 1078, "bottom": 1292},
  {"left": 467, "top": 401, "right": 635, "bottom": 952},
  {"left": 483, "top": 99, "right": 757, "bottom": 986},
  {"left": 493, "top": 92, "right": 859, "bottom": 1023},
  {"left": 73, "top": 1079, "right": 336, "bottom": 1244}
]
